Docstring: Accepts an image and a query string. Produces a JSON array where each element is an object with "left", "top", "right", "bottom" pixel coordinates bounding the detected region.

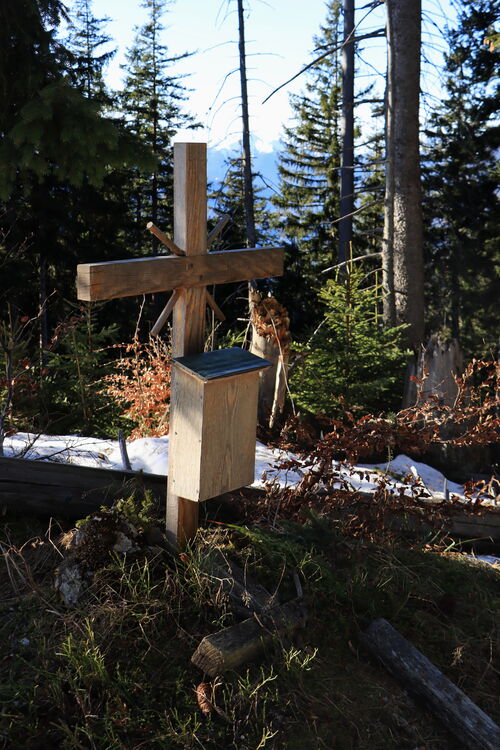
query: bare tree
[
  {"left": 382, "top": 0, "right": 425, "bottom": 353},
  {"left": 338, "top": 0, "right": 355, "bottom": 266},
  {"left": 237, "top": 0, "right": 257, "bottom": 249},
  {"left": 234, "top": 0, "right": 290, "bottom": 428}
]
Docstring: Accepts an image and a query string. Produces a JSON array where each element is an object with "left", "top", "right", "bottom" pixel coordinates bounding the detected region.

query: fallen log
[
  {"left": 0, "top": 456, "right": 166, "bottom": 519},
  {"left": 192, "top": 598, "right": 306, "bottom": 677},
  {"left": 361, "top": 618, "right": 500, "bottom": 750}
]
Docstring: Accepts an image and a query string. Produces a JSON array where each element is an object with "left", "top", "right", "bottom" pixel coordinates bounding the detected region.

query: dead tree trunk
[
  {"left": 362, "top": 619, "right": 500, "bottom": 750},
  {"left": 237, "top": 0, "right": 257, "bottom": 249},
  {"left": 382, "top": 0, "right": 424, "bottom": 352},
  {"left": 237, "top": 0, "right": 289, "bottom": 427},
  {"left": 249, "top": 291, "right": 291, "bottom": 428},
  {"left": 338, "top": 0, "right": 355, "bottom": 266}
]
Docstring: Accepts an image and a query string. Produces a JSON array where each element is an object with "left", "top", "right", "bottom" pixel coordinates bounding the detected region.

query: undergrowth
[{"left": 0, "top": 509, "right": 498, "bottom": 749}]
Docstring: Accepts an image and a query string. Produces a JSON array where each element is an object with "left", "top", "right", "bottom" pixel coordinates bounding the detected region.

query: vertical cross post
[{"left": 166, "top": 143, "right": 207, "bottom": 547}]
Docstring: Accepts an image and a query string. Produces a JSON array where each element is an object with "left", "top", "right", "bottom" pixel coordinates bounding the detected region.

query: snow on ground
[
  {"left": 360, "top": 455, "right": 465, "bottom": 500},
  {"left": 2, "top": 432, "right": 495, "bottom": 504},
  {"left": 3, "top": 432, "right": 499, "bottom": 568}
]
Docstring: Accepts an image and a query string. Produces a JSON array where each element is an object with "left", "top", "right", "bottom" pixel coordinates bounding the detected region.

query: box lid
[{"left": 173, "top": 347, "right": 272, "bottom": 381}]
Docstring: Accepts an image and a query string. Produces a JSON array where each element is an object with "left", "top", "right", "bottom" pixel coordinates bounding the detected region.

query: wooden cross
[{"left": 76, "top": 142, "right": 283, "bottom": 547}]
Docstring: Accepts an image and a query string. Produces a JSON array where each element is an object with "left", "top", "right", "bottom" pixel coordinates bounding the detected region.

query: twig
[{"left": 118, "top": 430, "right": 132, "bottom": 471}]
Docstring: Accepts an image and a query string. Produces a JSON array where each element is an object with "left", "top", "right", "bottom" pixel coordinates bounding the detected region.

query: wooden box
[{"left": 168, "top": 348, "right": 271, "bottom": 502}]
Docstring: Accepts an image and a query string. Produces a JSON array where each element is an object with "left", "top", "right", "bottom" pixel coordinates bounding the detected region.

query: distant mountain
[{"left": 207, "top": 143, "right": 280, "bottom": 201}]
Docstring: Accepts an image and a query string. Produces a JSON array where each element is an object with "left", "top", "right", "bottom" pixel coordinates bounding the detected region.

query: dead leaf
[{"left": 195, "top": 682, "right": 213, "bottom": 715}]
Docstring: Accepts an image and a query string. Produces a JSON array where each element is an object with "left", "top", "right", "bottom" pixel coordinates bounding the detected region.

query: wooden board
[
  {"left": 166, "top": 143, "right": 208, "bottom": 545},
  {"left": 361, "top": 618, "right": 500, "bottom": 750},
  {"left": 169, "top": 369, "right": 260, "bottom": 502},
  {"left": 0, "top": 456, "right": 166, "bottom": 519},
  {"left": 173, "top": 347, "right": 271, "bottom": 381},
  {"left": 77, "top": 247, "right": 284, "bottom": 302}
]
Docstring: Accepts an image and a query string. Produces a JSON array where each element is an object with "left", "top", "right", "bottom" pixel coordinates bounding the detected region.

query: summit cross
[{"left": 76, "top": 142, "right": 284, "bottom": 546}]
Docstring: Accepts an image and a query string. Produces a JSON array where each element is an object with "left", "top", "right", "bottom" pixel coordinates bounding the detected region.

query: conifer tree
[
  {"left": 210, "top": 152, "right": 271, "bottom": 251},
  {"left": 120, "top": 0, "right": 198, "bottom": 251},
  {"left": 291, "top": 264, "right": 406, "bottom": 417},
  {"left": 65, "top": 0, "right": 115, "bottom": 104},
  {"left": 272, "top": 0, "right": 342, "bottom": 329},
  {"left": 0, "top": 0, "right": 153, "bottom": 382},
  {"left": 208, "top": 151, "right": 272, "bottom": 327},
  {"left": 423, "top": 0, "right": 499, "bottom": 357}
]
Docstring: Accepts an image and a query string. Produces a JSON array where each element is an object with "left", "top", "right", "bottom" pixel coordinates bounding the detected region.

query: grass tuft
[{"left": 0, "top": 512, "right": 498, "bottom": 749}]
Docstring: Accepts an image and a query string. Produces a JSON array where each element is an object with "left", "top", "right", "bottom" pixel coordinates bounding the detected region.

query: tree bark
[
  {"left": 383, "top": 0, "right": 425, "bottom": 352},
  {"left": 338, "top": 0, "right": 355, "bottom": 266},
  {"left": 237, "top": 0, "right": 256, "bottom": 249},
  {"left": 237, "top": 0, "right": 289, "bottom": 427}
]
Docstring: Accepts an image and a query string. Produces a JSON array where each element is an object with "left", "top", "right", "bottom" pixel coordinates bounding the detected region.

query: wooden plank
[
  {"left": 0, "top": 456, "right": 166, "bottom": 519},
  {"left": 207, "top": 214, "right": 230, "bottom": 246},
  {"left": 361, "top": 618, "right": 500, "bottom": 750},
  {"left": 166, "top": 142, "right": 207, "bottom": 546},
  {"left": 174, "top": 142, "right": 207, "bottom": 255},
  {"left": 200, "top": 371, "right": 259, "bottom": 502},
  {"left": 150, "top": 288, "right": 182, "bottom": 337},
  {"left": 191, "top": 599, "right": 307, "bottom": 677},
  {"left": 76, "top": 247, "right": 284, "bottom": 302},
  {"left": 169, "top": 370, "right": 260, "bottom": 502},
  {"left": 173, "top": 347, "right": 271, "bottom": 381}
]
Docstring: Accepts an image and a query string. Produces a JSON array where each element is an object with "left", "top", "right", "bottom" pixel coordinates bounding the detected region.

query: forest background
[{"left": 0, "top": 0, "right": 498, "bottom": 461}]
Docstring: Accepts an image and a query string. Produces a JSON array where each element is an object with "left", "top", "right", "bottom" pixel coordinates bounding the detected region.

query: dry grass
[{"left": 0, "top": 508, "right": 498, "bottom": 749}]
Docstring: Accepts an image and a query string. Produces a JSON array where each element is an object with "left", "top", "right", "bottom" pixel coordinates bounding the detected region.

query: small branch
[
  {"left": 207, "top": 215, "right": 231, "bottom": 246},
  {"left": 321, "top": 252, "right": 382, "bottom": 274},
  {"left": 262, "top": 29, "right": 385, "bottom": 104},
  {"left": 118, "top": 430, "right": 132, "bottom": 471},
  {"left": 146, "top": 222, "right": 185, "bottom": 256}
]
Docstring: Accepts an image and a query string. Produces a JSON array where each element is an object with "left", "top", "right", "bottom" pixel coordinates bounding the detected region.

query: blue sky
[{"left": 65, "top": 0, "right": 455, "bottom": 155}]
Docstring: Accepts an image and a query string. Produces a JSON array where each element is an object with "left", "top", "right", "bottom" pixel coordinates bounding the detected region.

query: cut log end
[{"left": 192, "top": 599, "right": 306, "bottom": 677}]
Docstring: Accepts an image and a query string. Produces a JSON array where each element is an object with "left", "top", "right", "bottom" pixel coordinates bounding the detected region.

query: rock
[
  {"left": 54, "top": 560, "right": 90, "bottom": 607},
  {"left": 54, "top": 508, "right": 141, "bottom": 606}
]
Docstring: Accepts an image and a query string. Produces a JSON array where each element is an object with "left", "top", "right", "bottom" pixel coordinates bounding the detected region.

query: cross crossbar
[{"left": 77, "top": 246, "right": 283, "bottom": 302}]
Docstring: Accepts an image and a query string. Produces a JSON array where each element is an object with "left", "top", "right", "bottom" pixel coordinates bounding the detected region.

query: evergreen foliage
[
  {"left": 291, "top": 266, "right": 407, "bottom": 417},
  {"left": 352, "top": 128, "right": 385, "bottom": 259},
  {"left": 207, "top": 150, "right": 274, "bottom": 329},
  {"left": 272, "top": 0, "right": 342, "bottom": 330},
  {"left": 120, "top": 0, "right": 198, "bottom": 252},
  {"left": 423, "top": 0, "right": 499, "bottom": 357},
  {"left": 210, "top": 151, "right": 272, "bottom": 250},
  {"left": 65, "top": 0, "right": 116, "bottom": 104},
  {"left": 40, "top": 304, "right": 122, "bottom": 436},
  {"left": 0, "top": 0, "right": 148, "bottom": 200}
]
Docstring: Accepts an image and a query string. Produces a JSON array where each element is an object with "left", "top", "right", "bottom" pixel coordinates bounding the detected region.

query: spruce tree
[
  {"left": 272, "top": 0, "right": 342, "bottom": 330},
  {"left": 0, "top": 0, "right": 154, "bottom": 415},
  {"left": 65, "top": 0, "right": 115, "bottom": 104},
  {"left": 120, "top": 0, "right": 198, "bottom": 252},
  {"left": 291, "top": 264, "right": 407, "bottom": 417},
  {"left": 423, "top": 0, "right": 499, "bottom": 357},
  {"left": 210, "top": 151, "right": 271, "bottom": 251}
]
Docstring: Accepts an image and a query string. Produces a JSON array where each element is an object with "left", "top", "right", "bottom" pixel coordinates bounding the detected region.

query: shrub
[
  {"left": 291, "top": 266, "right": 408, "bottom": 417},
  {"left": 103, "top": 335, "right": 171, "bottom": 438}
]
